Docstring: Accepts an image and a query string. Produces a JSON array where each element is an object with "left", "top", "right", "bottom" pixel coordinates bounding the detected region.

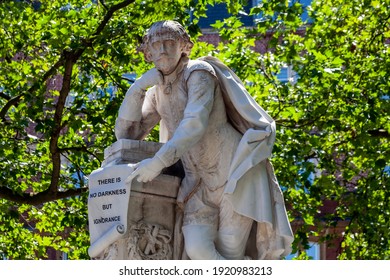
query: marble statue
[{"left": 115, "top": 20, "right": 293, "bottom": 260}]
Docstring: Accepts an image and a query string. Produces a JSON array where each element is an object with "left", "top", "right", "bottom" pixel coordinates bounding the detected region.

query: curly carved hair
[{"left": 138, "top": 20, "right": 194, "bottom": 62}]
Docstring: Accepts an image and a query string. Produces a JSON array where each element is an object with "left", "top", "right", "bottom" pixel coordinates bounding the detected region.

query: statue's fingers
[{"left": 136, "top": 173, "right": 149, "bottom": 183}]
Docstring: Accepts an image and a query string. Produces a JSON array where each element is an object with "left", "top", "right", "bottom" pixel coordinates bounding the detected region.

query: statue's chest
[{"left": 155, "top": 80, "right": 188, "bottom": 128}]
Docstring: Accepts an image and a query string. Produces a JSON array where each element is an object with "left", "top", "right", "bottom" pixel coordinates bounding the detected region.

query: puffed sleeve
[{"left": 155, "top": 70, "right": 216, "bottom": 167}]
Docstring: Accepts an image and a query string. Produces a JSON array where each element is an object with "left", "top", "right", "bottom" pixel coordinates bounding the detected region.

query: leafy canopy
[{"left": 0, "top": 0, "right": 389, "bottom": 259}]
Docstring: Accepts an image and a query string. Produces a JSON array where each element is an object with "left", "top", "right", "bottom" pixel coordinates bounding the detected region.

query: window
[
  {"left": 253, "top": 0, "right": 313, "bottom": 23},
  {"left": 285, "top": 242, "right": 321, "bottom": 260},
  {"left": 276, "top": 65, "right": 297, "bottom": 84}
]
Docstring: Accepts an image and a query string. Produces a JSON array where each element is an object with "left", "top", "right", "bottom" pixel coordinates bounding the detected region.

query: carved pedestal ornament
[{"left": 127, "top": 222, "right": 172, "bottom": 260}]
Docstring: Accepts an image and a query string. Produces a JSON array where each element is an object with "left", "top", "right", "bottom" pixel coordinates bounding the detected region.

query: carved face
[{"left": 148, "top": 38, "right": 183, "bottom": 75}]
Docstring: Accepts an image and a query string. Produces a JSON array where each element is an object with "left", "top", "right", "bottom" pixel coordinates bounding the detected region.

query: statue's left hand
[{"left": 126, "top": 157, "right": 165, "bottom": 183}]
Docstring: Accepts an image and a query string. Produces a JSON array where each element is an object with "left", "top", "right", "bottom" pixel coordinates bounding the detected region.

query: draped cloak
[
  {"left": 197, "top": 56, "right": 294, "bottom": 259},
  {"left": 117, "top": 55, "right": 294, "bottom": 259}
]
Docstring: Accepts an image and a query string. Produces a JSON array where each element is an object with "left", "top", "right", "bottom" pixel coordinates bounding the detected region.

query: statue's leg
[
  {"left": 182, "top": 224, "right": 225, "bottom": 260},
  {"left": 182, "top": 184, "right": 225, "bottom": 260},
  {"left": 216, "top": 196, "right": 253, "bottom": 260}
]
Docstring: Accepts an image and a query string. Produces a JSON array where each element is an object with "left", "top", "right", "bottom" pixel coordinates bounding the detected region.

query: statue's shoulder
[{"left": 184, "top": 59, "right": 216, "bottom": 81}]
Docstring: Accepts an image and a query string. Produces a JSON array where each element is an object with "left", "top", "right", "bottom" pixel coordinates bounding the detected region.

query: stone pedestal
[{"left": 89, "top": 139, "right": 182, "bottom": 260}]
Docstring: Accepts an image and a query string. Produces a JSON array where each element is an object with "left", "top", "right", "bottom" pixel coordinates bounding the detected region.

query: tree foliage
[
  {"left": 0, "top": 0, "right": 216, "bottom": 259},
  {"left": 0, "top": 0, "right": 389, "bottom": 259}
]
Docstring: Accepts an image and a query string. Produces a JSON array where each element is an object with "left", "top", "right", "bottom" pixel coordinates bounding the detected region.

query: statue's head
[{"left": 139, "top": 20, "right": 194, "bottom": 65}]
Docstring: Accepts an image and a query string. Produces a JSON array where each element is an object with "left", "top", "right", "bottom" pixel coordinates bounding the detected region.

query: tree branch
[
  {"left": 0, "top": 91, "right": 11, "bottom": 100},
  {"left": 47, "top": 0, "right": 136, "bottom": 195},
  {"left": 45, "top": 0, "right": 136, "bottom": 197},
  {"left": 49, "top": 54, "right": 75, "bottom": 195},
  {"left": 0, "top": 1, "right": 135, "bottom": 122},
  {"left": 98, "top": 0, "right": 109, "bottom": 11},
  {"left": 1, "top": 0, "right": 135, "bottom": 122},
  {"left": 367, "top": 129, "right": 390, "bottom": 138},
  {"left": 0, "top": 0, "right": 137, "bottom": 205},
  {"left": 93, "top": 0, "right": 135, "bottom": 37},
  {"left": 91, "top": 57, "right": 128, "bottom": 92},
  {"left": 0, "top": 54, "right": 66, "bottom": 122},
  {"left": 0, "top": 94, "right": 23, "bottom": 122},
  {"left": 0, "top": 186, "right": 87, "bottom": 206},
  {"left": 59, "top": 145, "right": 102, "bottom": 166}
]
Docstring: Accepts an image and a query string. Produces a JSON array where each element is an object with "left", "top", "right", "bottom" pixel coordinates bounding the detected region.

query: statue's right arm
[
  {"left": 115, "top": 85, "right": 160, "bottom": 140},
  {"left": 115, "top": 68, "right": 163, "bottom": 140}
]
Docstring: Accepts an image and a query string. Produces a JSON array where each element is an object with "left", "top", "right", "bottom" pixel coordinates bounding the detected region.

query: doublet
[{"left": 119, "top": 57, "right": 242, "bottom": 206}]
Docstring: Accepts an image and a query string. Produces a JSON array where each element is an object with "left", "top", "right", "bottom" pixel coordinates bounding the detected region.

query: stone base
[
  {"left": 103, "top": 139, "right": 184, "bottom": 178},
  {"left": 103, "top": 139, "right": 163, "bottom": 166},
  {"left": 93, "top": 139, "right": 182, "bottom": 260}
]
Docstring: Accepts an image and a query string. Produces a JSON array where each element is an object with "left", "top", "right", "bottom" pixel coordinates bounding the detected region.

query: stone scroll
[
  {"left": 87, "top": 164, "right": 138, "bottom": 258},
  {"left": 87, "top": 139, "right": 182, "bottom": 260}
]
